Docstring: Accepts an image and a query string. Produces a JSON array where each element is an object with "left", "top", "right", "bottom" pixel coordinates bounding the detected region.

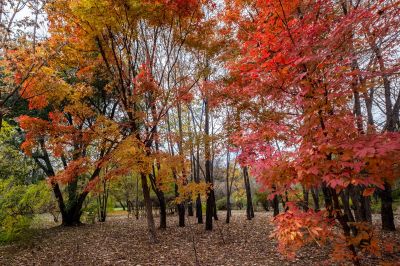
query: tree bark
[
  {"left": 141, "top": 173, "right": 157, "bottom": 243},
  {"left": 272, "top": 195, "right": 279, "bottom": 217},
  {"left": 379, "top": 182, "right": 395, "bottom": 231},
  {"left": 243, "top": 166, "right": 254, "bottom": 220},
  {"left": 340, "top": 188, "right": 355, "bottom": 223},
  {"left": 311, "top": 187, "right": 320, "bottom": 211},
  {"left": 226, "top": 150, "right": 231, "bottom": 224},
  {"left": 302, "top": 187, "right": 309, "bottom": 211},
  {"left": 205, "top": 97, "right": 213, "bottom": 230}
]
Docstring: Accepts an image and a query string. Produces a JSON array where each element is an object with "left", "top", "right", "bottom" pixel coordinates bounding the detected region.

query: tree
[
  {"left": 44, "top": 0, "right": 215, "bottom": 241},
  {"left": 222, "top": 0, "right": 400, "bottom": 263},
  {"left": 18, "top": 43, "right": 119, "bottom": 225},
  {"left": 0, "top": 0, "right": 48, "bottom": 130}
]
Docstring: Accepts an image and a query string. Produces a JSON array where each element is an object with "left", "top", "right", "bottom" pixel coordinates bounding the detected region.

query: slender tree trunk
[
  {"left": 379, "top": 182, "right": 395, "bottom": 231},
  {"left": 0, "top": 111, "right": 3, "bottom": 131},
  {"left": 272, "top": 195, "right": 279, "bottom": 217},
  {"left": 330, "top": 188, "right": 360, "bottom": 266},
  {"left": 322, "top": 183, "right": 333, "bottom": 215},
  {"left": 141, "top": 173, "right": 157, "bottom": 242},
  {"left": 243, "top": 166, "right": 254, "bottom": 220},
  {"left": 157, "top": 189, "right": 167, "bottom": 229},
  {"left": 340, "top": 188, "right": 355, "bottom": 223},
  {"left": 97, "top": 178, "right": 109, "bottom": 222},
  {"left": 194, "top": 155, "right": 203, "bottom": 224},
  {"left": 311, "top": 187, "right": 320, "bottom": 211},
  {"left": 135, "top": 175, "right": 139, "bottom": 220},
  {"left": 205, "top": 97, "right": 213, "bottom": 230},
  {"left": 177, "top": 102, "right": 188, "bottom": 226},
  {"left": 302, "top": 186, "right": 309, "bottom": 211},
  {"left": 226, "top": 150, "right": 231, "bottom": 224},
  {"left": 187, "top": 151, "right": 194, "bottom": 217},
  {"left": 210, "top": 115, "right": 218, "bottom": 221},
  {"left": 370, "top": 42, "right": 396, "bottom": 230}
]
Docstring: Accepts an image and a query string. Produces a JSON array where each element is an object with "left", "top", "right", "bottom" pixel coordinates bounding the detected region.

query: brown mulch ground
[{"left": 0, "top": 211, "right": 399, "bottom": 266}]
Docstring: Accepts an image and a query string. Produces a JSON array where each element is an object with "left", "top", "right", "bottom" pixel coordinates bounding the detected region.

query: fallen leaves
[{"left": 0, "top": 211, "right": 399, "bottom": 265}]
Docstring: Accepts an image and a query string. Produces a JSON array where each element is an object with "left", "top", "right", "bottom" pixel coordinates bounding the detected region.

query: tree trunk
[
  {"left": 302, "top": 187, "right": 309, "bottom": 211},
  {"left": 226, "top": 150, "right": 231, "bottom": 224},
  {"left": 188, "top": 201, "right": 194, "bottom": 216},
  {"left": 311, "top": 187, "right": 320, "bottom": 211},
  {"left": 61, "top": 207, "right": 83, "bottom": 226},
  {"left": 158, "top": 190, "right": 167, "bottom": 229},
  {"left": 330, "top": 188, "right": 360, "bottom": 266},
  {"left": 97, "top": 177, "right": 109, "bottom": 223},
  {"left": 177, "top": 102, "right": 188, "bottom": 226},
  {"left": 322, "top": 183, "right": 333, "bottom": 217},
  {"left": 243, "top": 167, "right": 254, "bottom": 220},
  {"left": 272, "top": 195, "right": 279, "bottom": 217},
  {"left": 141, "top": 173, "right": 157, "bottom": 243},
  {"left": 380, "top": 182, "right": 395, "bottom": 231},
  {"left": 175, "top": 183, "right": 186, "bottom": 227},
  {"left": 371, "top": 42, "right": 396, "bottom": 231},
  {"left": 205, "top": 97, "right": 213, "bottom": 230},
  {"left": 340, "top": 188, "right": 355, "bottom": 223},
  {"left": 135, "top": 175, "right": 139, "bottom": 220},
  {"left": 349, "top": 185, "right": 372, "bottom": 223}
]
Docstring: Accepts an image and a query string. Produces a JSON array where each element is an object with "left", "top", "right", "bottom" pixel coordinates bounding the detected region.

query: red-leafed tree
[{"left": 222, "top": 0, "right": 400, "bottom": 263}]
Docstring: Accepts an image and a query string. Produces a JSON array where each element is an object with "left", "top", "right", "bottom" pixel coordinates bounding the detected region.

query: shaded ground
[{"left": 0, "top": 211, "right": 399, "bottom": 265}]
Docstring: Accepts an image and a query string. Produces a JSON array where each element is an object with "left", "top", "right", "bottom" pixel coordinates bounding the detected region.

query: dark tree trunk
[
  {"left": 272, "top": 195, "right": 279, "bottom": 217},
  {"left": 175, "top": 183, "right": 186, "bottom": 227},
  {"left": 311, "top": 187, "right": 320, "bottom": 211},
  {"left": 322, "top": 183, "right": 333, "bottom": 217},
  {"left": 141, "top": 173, "right": 157, "bottom": 242},
  {"left": 330, "top": 188, "right": 360, "bottom": 266},
  {"left": 196, "top": 194, "right": 203, "bottom": 224},
  {"left": 379, "top": 182, "right": 396, "bottom": 231},
  {"left": 212, "top": 190, "right": 218, "bottom": 220},
  {"left": 340, "top": 188, "right": 355, "bottom": 223},
  {"left": 205, "top": 97, "right": 213, "bottom": 230},
  {"left": 205, "top": 188, "right": 213, "bottom": 230},
  {"left": 158, "top": 191, "right": 167, "bottom": 229},
  {"left": 226, "top": 151, "right": 231, "bottom": 224},
  {"left": 149, "top": 168, "right": 167, "bottom": 229},
  {"left": 177, "top": 102, "right": 188, "bottom": 226},
  {"left": 119, "top": 201, "right": 126, "bottom": 211},
  {"left": 193, "top": 153, "right": 203, "bottom": 224},
  {"left": 349, "top": 185, "right": 372, "bottom": 223},
  {"left": 97, "top": 178, "right": 109, "bottom": 223},
  {"left": 135, "top": 175, "right": 139, "bottom": 220},
  {"left": 302, "top": 187, "right": 309, "bottom": 211},
  {"left": 243, "top": 167, "right": 254, "bottom": 220},
  {"left": 371, "top": 42, "right": 397, "bottom": 230},
  {"left": 188, "top": 201, "right": 194, "bottom": 216},
  {"left": 61, "top": 203, "right": 84, "bottom": 226}
]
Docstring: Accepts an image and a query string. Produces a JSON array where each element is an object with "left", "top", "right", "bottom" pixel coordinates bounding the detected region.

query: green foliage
[
  {"left": 0, "top": 121, "right": 45, "bottom": 183},
  {"left": 232, "top": 190, "right": 246, "bottom": 210},
  {"left": 0, "top": 178, "right": 55, "bottom": 243},
  {"left": 254, "top": 191, "right": 269, "bottom": 211},
  {"left": 216, "top": 197, "right": 227, "bottom": 210}
]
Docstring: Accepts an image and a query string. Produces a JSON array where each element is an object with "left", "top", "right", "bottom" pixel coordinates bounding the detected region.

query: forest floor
[{"left": 0, "top": 211, "right": 399, "bottom": 266}]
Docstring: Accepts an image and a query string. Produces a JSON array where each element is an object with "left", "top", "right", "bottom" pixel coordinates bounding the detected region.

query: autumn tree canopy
[{"left": 1, "top": 0, "right": 400, "bottom": 264}]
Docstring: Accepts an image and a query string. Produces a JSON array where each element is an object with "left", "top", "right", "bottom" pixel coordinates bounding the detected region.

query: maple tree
[
  {"left": 34, "top": 0, "right": 219, "bottom": 241},
  {"left": 0, "top": 0, "right": 49, "bottom": 130},
  {"left": 1, "top": 0, "right": 399, "bottom": 264},
  {"left": 222, "top": 0, "right": 400, "bottom": 263}
]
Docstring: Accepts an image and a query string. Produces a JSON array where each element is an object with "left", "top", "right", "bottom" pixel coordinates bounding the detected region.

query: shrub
[
  {"left": 216, "top": 197, "right": 227, "bottom": 210},
  {"left": 0, "top": 179, "right": 54, "bottom": 243}
]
